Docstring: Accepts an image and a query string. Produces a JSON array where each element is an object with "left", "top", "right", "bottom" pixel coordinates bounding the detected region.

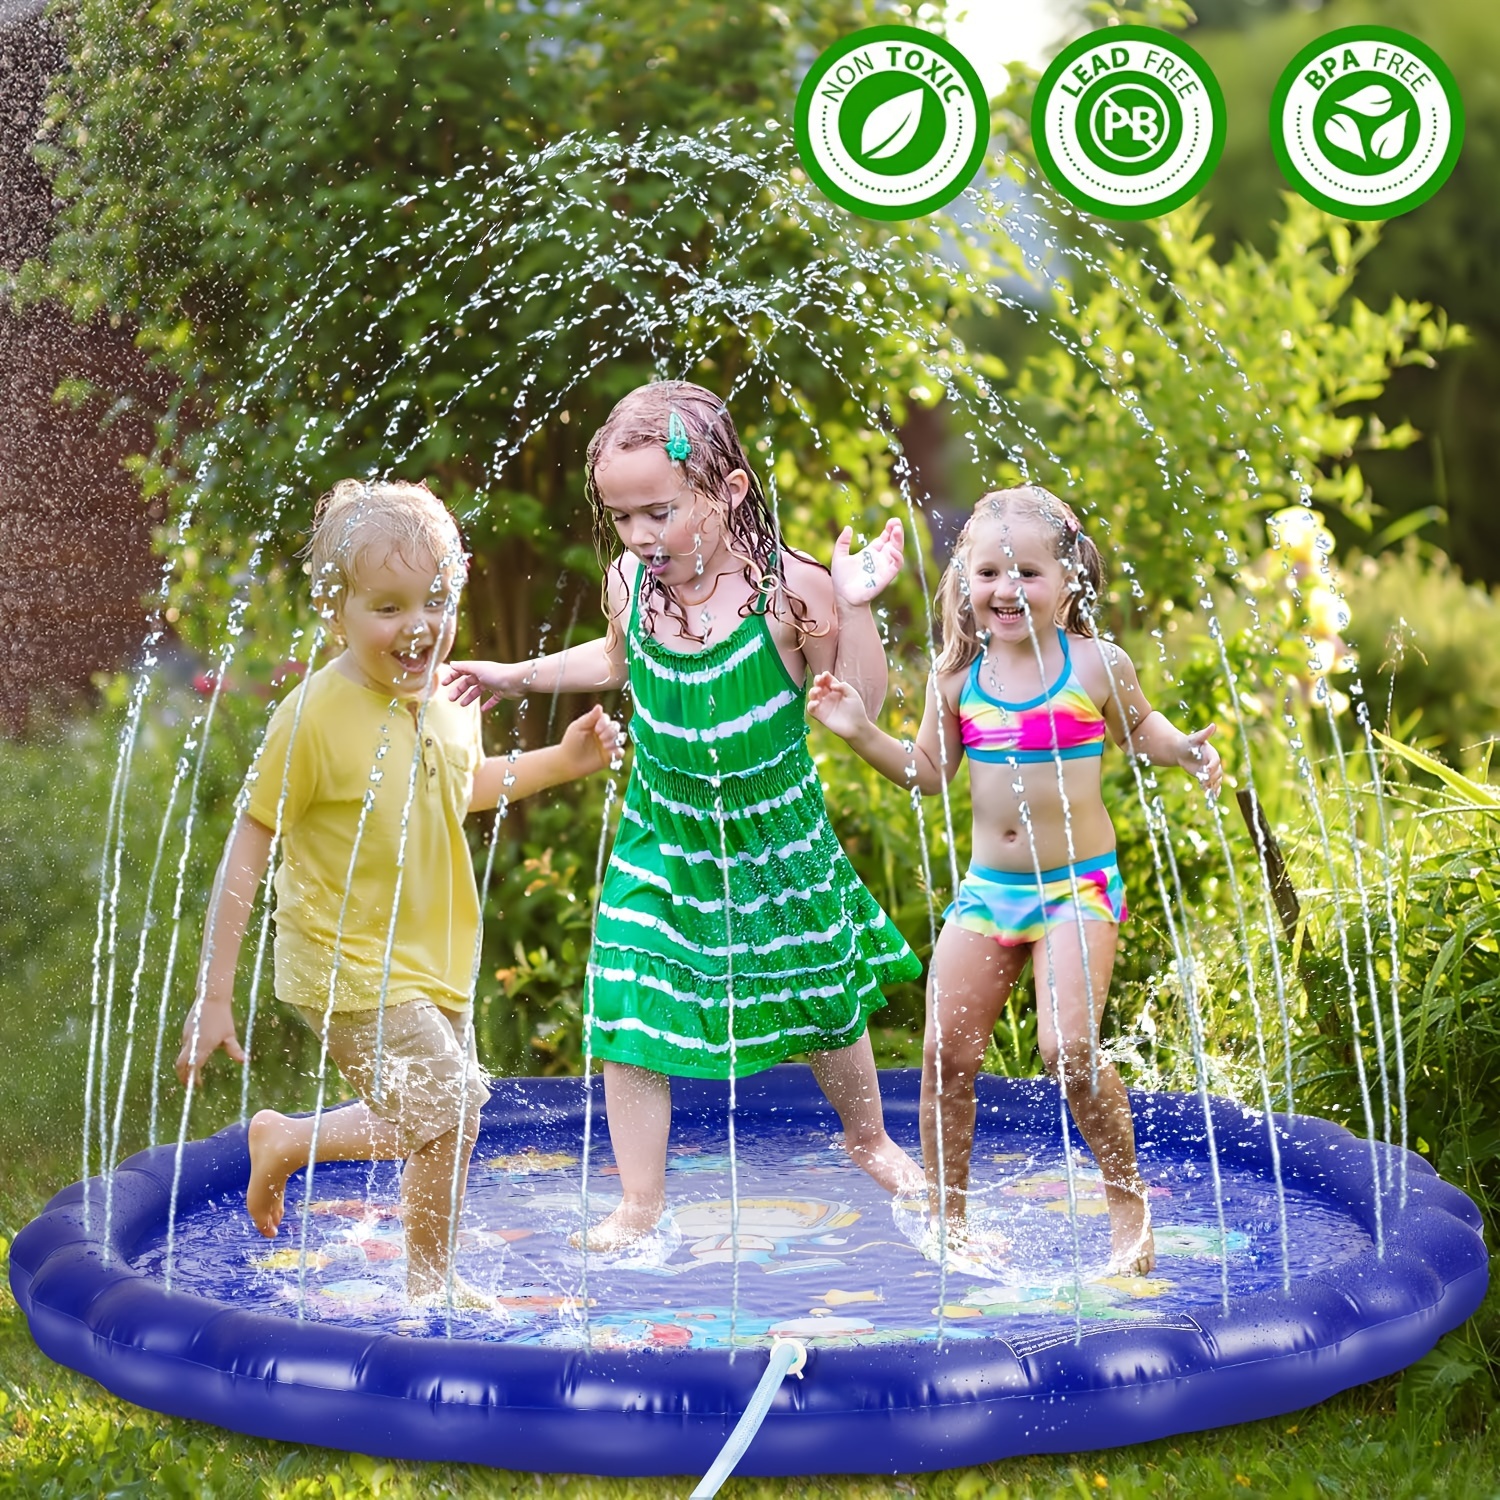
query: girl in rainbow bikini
[{"left": 809, "top": 485, "right": 1222, "bottom": 1275}]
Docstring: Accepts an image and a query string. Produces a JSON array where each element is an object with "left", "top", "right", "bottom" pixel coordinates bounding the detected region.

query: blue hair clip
[{"left": 665, "top": 411, "right": 692, "bottom": 463}]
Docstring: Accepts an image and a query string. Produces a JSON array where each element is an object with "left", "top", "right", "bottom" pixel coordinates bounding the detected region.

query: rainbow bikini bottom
[{"left": 945, "top": 851, "right": 1128, "bottom": 948}]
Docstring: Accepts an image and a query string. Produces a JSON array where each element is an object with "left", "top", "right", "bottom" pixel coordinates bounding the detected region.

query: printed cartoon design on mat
[
  {"left": 996, "top": 1168, "right": 1173, "bottom": 1216},
  {"left": 486, "top": 1149, "right": 579, "bottom": 1177},
  {"left": 671, "top": 1197, "right": 861, "bottom": 1272},
  {"left": 941, "top": 1276, "right": 1172, "bottom": 1322},
  {"left": 1154, "top": 1223, "right": 1252, "bottom": 1258},
  {"left": 667, "top": 1147, "right": 736, "bottom": 1175}
]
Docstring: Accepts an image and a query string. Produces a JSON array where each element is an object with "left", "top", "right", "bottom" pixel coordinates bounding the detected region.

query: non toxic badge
[
  {"left": 1032, "top": 26, "right": 1225, "bottom": 220},
  {"left": 1271, "top": 27, "right": 1463, "bottom": 220},
  {"left": 794, "top": 26, "right": 990, "bottom": 221}
]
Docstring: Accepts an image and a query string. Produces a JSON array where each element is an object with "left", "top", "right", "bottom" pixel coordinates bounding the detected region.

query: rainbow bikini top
[{"left": 959, "top": 629, "right": 1108, "bottom": 764}]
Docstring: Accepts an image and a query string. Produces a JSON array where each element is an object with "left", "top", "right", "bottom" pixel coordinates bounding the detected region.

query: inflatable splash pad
[{"left": 11, "top": 1067, "right": 1487, "bottom": 1475}]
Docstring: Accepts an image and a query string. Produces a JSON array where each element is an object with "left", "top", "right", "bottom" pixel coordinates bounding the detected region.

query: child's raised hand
[
  {"left": 562, "top": 704, "right": 624, "bottom": 774},
  {"left": 444, "top": 659, "right": 520, "bottom": 710},
  {"left": 831, "top": 518, "right": 904, "bottom": 605},
  {"left": 175, "top": 998, "right": 246, "bottom": 1090},
  {"left": 1183, "top": 723, "right": 1222, "bottom": 796},
  {"left": 807, "top": 671, "right": 872, "bottom": 741}
]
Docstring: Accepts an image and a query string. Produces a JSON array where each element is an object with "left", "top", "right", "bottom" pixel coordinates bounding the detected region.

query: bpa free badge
[
  {"left": 795, "top": 26, "right": 990, "bottom": 221},
  {"left": 1032, "top": 27, "right": 1225, "bottom": 220},
  {"left": 1272, "top": 27, "right": 1463, "bottom": 220}
]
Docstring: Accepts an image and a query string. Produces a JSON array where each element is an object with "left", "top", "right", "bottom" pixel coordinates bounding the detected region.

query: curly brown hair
[
  {"left": 584, "top": 381, "right": 823, "bottom": 646},
  {"left": 935, "top": 486, "right": 1104, "bottom": 674}
]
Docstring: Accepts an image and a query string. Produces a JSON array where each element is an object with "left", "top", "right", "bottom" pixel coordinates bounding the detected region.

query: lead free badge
[{"left": 1032, "top": 27, "right": 1225, "bottom": 220}]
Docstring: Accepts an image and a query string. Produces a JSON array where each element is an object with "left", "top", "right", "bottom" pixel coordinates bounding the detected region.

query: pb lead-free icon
[
  {"left": 795, "top": 26, "right": 989, "bottom": 221},
  {"left": 1272, "top": 27, "right": 1463, "bottom": 220},
  {"left": 1032, "top": 27, "right": 1225, "bottom": 220}
]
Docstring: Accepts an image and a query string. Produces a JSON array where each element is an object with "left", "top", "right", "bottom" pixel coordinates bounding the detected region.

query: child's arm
[
  {"left": 446, "top": 561, "right": 632, "bottom": 708},
  {"left": 470, "top": 705, "right": 622, "bottom": 811},
  {"left": 1093, "top": 639, "right": 1222, "bottom": 793},
  {"left": 447, "top": 636, "right": 623, "bottom": 707},
  {"left": 175, "top": 814, "right": 275, "bottom": 1088},
  {"left": 798, "top": 520, "right": 905, "bottom": 718},
  {"left": 807, "top": 669, "right": 961, "bottom": 794}
]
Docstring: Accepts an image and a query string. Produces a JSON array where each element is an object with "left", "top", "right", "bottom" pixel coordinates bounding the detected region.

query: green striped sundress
[{"left": 584, "top": 560, "right": 921, "bottom": 1079}]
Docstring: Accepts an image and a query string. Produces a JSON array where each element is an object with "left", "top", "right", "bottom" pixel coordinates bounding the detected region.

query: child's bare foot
[
  {"left": 925, "top": 1185, "right": 968, "bottom": 1224},
  {"left": 919, "top": 1215, "right": 1011, "bottom": 1265},
  {"left": 844, "top": 1131, "right": 924, "bottom": 1196},
  {"left": 918, "top": 1215, "right": 966, "bottom": 1257},
  {"left": 568, "top": 1201, "right": 664, "bottom": 1252},
  {"left": 408, "top": 1273, "right": 506, "bottom": 1316},
  {"left": 1104, "top": 1176, "right": 1156, "bottom": 1275},
  {"left": 246, "top": 1109, "right": 300, "bottom": 1238}
]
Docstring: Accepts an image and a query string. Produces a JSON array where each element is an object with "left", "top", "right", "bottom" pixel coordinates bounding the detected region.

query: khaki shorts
[{"left": 290, "top": 999, "right": 491, "bottom": 1153}]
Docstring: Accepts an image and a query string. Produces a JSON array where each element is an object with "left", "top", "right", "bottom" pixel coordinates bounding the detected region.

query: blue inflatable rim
[{"left": 10, "top": 1068, "right": 1489, "bottom": 1476}]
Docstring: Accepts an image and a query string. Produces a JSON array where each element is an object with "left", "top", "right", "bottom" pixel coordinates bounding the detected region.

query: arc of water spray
[
  {"left": 1318, "top": 683, "right": 1395, "bottom": 1147},
  {"left": 101, "top": 741, "right": 188, "bottom": 1260},
  {"left": 163, "top": 127, "right": 1367, "bottom": 1330},
  {"left": 286, "top": 764, "right": 386, "bottom": 1316},
  {"left": 98, "top": 212, "right": 393, "bottom": 1228},
  {"left": 578, "top": 759, "right": 623, "bottom": 1348},
  {"left": 712, "top": 762, "right": 743, "bottom": 1357},
  {"left": 1050, "top": 193, "right": 1397, "bottom": 1156},
  {"left": 1286, "top": 720, "right": 1386, "bottom": 1257},
  {"left": 1354, "top": 691, "right": 1409, "bottom": 1204},
  {"left": 149, "top": 653, "right": 232, "bottom": 1144},
  {"left": 240, "top": 626, "right": 328, "bottom": 1126},
  {"left": 81, "top": 667, "right": 148, "bottom": 1232}
]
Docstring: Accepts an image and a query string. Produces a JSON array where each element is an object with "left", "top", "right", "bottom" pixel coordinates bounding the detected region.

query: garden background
[{"left": 1, "top": 0, "right": 1498, "bottom": 1495}]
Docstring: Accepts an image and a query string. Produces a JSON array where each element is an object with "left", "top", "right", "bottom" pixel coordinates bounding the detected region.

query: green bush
[{"left": 1341, "top": 544, "right": 1500, "bottom": 769}]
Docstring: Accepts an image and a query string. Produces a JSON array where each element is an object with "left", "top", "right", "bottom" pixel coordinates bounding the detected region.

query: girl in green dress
[{"left": 447, "top": 381, "right": 923, "bottom": 1249}]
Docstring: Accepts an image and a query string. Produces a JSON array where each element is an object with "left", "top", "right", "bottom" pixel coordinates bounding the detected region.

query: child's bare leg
[
  {"left": 921, "top": 925, "right": 1028, "bottom": 1227},
  {"left": 807, "top": 1033, "right": 921, "bottom": 1194},
  {"left": 1034, "top": 921, "right": 1154, "bottom": 1274},
  {"left": 246, "top": 1103, "right": 403, "bottom": 1237},
  {"left": 401, "top": 1110, "right": 482, "bottom": 1299},
  {"left": 571, "top": 1061, "right": 671, "bottom": 1251}
]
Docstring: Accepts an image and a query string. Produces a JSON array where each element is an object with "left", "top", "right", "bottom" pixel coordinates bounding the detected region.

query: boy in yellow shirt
[{"left": 176, "top": 478, "right": 618, "bottom": 1310}]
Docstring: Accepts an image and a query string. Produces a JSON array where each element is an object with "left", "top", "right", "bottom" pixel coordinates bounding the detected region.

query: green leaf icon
[
  {"left": 862, "top": 87, "right": 924, "bottom": 161},
  {"left": 1340, "top": 85, "right": 1392, "bottom": 117},
  {"left": 1324, "top": 113, "right": 1365, "bottom": 158},
  {"left": 1372, "top": 111, "right": 1409, "bottom": 159}
]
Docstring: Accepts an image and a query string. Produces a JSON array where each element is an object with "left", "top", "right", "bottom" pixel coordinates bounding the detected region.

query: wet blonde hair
[
  {"left": 584, "top": 380, "right": 823, "bottom": 646},
  {"left": 305, "top": 478, "right": 468, "bottom": 617},
  {"left": 934, "top": 486, "right": 1104, "bottom": 673}
]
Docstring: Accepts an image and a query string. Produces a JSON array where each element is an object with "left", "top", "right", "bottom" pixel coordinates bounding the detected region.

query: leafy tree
[{"left": 18, "top": 0, "right": 971, "bottom": 701}]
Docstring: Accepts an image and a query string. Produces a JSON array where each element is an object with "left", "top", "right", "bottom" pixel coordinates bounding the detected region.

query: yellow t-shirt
[{"left": 245, "top": 663, "right": 483, "bottom": 1014}]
